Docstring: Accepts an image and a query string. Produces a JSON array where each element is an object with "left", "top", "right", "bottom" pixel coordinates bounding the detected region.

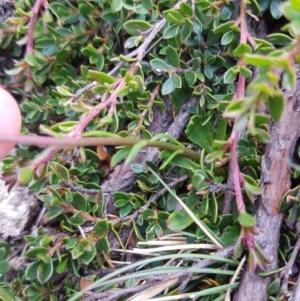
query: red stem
[
  {"left": 25, "top": 0, "right": 46, "bottom": 78},
  {"left": 26, "top": 0, "right": 46, "bottom": 53},
  {"left": 228, "top": 1, "right": 249, "bottom": 215}
]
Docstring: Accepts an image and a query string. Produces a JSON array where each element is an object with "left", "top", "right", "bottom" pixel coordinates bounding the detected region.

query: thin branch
[
  {"left": 0, "top": 135, "right": 200, "bottom": 161},
  {"left": 26, "top": 0, "right": 47, "bottom": 54},
  {"left": 61, "top": 182, "right": 100, "bottom": 195},
  {"left": 108, "top": 0, "right": 187, "bottom": 75}
]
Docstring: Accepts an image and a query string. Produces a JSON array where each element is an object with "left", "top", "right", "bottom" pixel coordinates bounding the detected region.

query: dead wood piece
[
  {"left": 103, "top": 97, "right": 197, "bottom": 216},
  {"left": 234, "top": 66, "right": 300, "bottom": 300},
  {"left": 0, "top": 162, "right": 39, "bottom": 239}
]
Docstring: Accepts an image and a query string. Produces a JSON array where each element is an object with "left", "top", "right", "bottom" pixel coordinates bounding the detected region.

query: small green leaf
[
  {"left": 51, "top": 163, "right": 69, "bottom": 181},
  {"left": 279, "top": 186, "right": 299, "bottom": 213},
  {"left": 88, "top": 70, "right": 116, "bottom": 83},
  {"left": 185, "top": 115, "right": 214, "bottom": 153},
  {"left": 114, "top": 199, "right": 130, "bottom": 207},
  {"left": 223, "top": 66, "right": 240, "bottom": 84},
  {"left": 113, "top": 191, "right": 131, "bottom": 200},
  {"left": 96, "top": 237, "right": 110, "bottom": 253},
  {"left": 26, "top": 247, "right": 49, "bottom": 258},
  {"left": 37, "top": 260, "right": 53, "bottom": 284},
  {"left": 267, "top": 33, "right": 293, "bottom": 46},
  {"left": 26, "top": 261, "right": 39, "bottom": 281},
  {"left": 267, "top": 90, "right": 285, "bottom": 122},
  {"left": 244, "top": 54, "right": 275, "bottom": 67},
  {"left": 233, "top": 43, "right": 252, "bottom": 57},
  {"left": 166, "top": 45, "right": 180, "bottom": 67},
  {"left": 111, "top": 0, "right": 122, "bottom": 12},
  {"left": 268, "top": 278, "right": 281, "bottom": 295},
  {"left": 221, "top": 225, "right": 240, "bottom": 246},
  {"left": 133, "top": 75, "right": 145, "bottom": 94},
  {"left": 185, "top": 71, "right": 197, "bottom": 85},
  {"left": 238, "top": 212, "right": 256, "bottom": 227},
  {"left": 119, "top": 54, "right": 137, "bottom": 62},
  {"left": 167, "top": 211, "right": 194, "bottom": 231},
  {"left": 270, "top": 0, "right": 283, "bottom": 19},
  {"left": 210, "top": 193, "right": 218, "bottom": 224},
  {"left": 93, "top": 219, "right": 109, "bottom": 237},
  {"left": 150, "top": 58, "right": 172, "bottom": 72},
  {"left": 56, "top": 258, "right": 69, "bottom": 274},
  {"left": 164, "top": 9, "right": 185, "bottom": 25},
  {"left": 131, "top": 163, "right": 145, "bottom": 174},
  {"left": 65, "top": 238, "right": 78, "bottom": 250},
  {"left": 79, "top": 3, "right": 93, "bottom": 16},
  {"left": 223, "top": 99, "right": 246, "bottom": 118},
  {"left": 0, "top": 242, "right": 10, "bottom": 256},
  {"left": 17, "top": 166, "right": 34, "bottom": 185},
  {"left": 71, "top": 245, "right": 84, "bottom": 260},
  {"left": 162, "top": 77, "right": 176, "bottom": 95},
  {"left": 141, "top": 0, "right": 152, "bottom": 9},
  {"left": 119, "top": 203, "right": 133, "bottom": 217},
  {"left": 213, "top": 21, "right": 235, "bottom": 34},
  {"left": 282, "top": 64, "right": 296, "bottom": 90},
  {"left": 42, "top": 44, "right": 58, "bottom": 56},
  {"left": 123, "top": 20, "right": 152, "bottom": 36},
  {"left": 240, "top": 66, "right": 252, "bottom": 78},
  {"left": 179, "top": 2, "right": 193, "bottom": 16},
  {"left": 0, "top": 287, "right": 15, "bottom": 301},
  {"left": 220, "top": 6, "right": 232, "bottom": 20},
  {"left": 180, "top": 18, "right": 193, "bottom": 42},
  {"left": 163, "top": 24, "right": 180, "bottom": 39},
  {"left": 0, "top": 260, "right": 10, "bottom": 273},
  {"left": 249, "top": 0, "right": 261, "bottom": 15},
  {"left": 254, "top": 114, "right": 271, "bottom": 125},
  {"left": 221, "top": 31, "right": 234, "bottom": 45},
  {"left": 244, "top": 182, "right": 262, "bottom": 195},
  {"left": 56, "top": 86, "right": 73, "bottom": 97},
  {"left": 5, "top": 67, "right": 23, "bottom": 76},
  {"left": 233, "top": 237, "right": 243, "bottom": 259},
  {"left": 215, "top": 118, "right": 227, "bottom": 141},
  {"left": 25, "top": 53, "right": 38, "bottom": 67},
  {"left": 80, "top": 246, "right": 97, "bottom": 265},
  {"left": 73, "top": 192, "right": 87, "bottom": 212}
]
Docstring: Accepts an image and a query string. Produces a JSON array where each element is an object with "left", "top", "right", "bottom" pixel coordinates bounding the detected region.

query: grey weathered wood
[{"left": 234, "top": 66, "right": 300, "bottom": 300}]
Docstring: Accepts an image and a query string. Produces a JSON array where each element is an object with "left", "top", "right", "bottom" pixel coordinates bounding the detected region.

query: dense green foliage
[{"left": 0, "top": 0, "right": 300, "bottom": 300}]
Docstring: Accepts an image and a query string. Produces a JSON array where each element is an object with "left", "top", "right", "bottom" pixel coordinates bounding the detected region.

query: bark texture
[{"left": 234, "top": 66, "right": 300, "bottom": 300}]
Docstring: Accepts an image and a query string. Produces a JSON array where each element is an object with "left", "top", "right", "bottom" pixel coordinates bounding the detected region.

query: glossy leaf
[
  {"left": 185, "top": 115, "right": 213, "bottom": 153},
  {"left": 238, "top": 212, "right": 256, "bottom": 227},
  {"left": 88, "top": 70, "right": 116, "bottom": 83},
  {"left": 37, "top": 260, "right": 53, "bottom": 284},
  {"left": 166, "top": 45, "right": 180, "bottom": 67},
  {"left": 150, "top": 58, "right": 172, "bottom": 72},
  {"left": 123, "top": 20, "right": 152, "bottom": 36},
  {"left": 167, "top": 211, "right": 194, "bottom": 231},
  {"left": 267, "top": 90, "right": 285, "bottom": 122}
]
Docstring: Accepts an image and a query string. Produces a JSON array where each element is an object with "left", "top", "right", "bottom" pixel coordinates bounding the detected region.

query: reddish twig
[
  {"left": 26, "top": 0, "right": 47, "bottom": 54},
  {"left": 25, "top": 0, "right": 47, "bottom": 78}
]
